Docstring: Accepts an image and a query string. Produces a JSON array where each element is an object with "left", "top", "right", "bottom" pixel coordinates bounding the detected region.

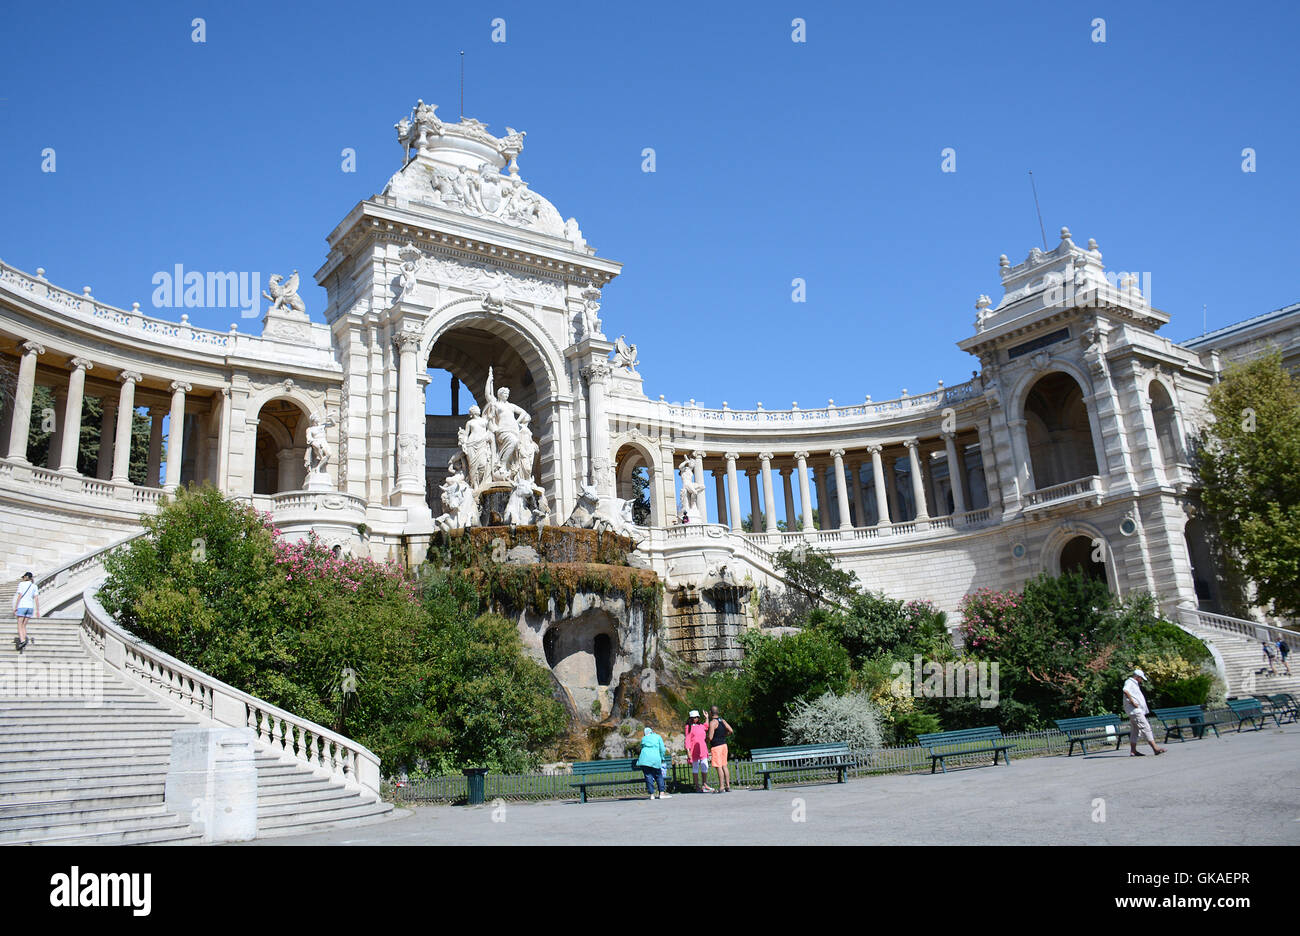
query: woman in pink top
[{"left": 684, "top": 710, "right": 713, "bottom": 792}]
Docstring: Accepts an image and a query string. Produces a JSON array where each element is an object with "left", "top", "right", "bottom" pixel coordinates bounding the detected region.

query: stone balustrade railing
[
  {"left": 1177, "top": 603, "right": 1298, "bottom": 644},
  {"left": 243, "top": 490, "right": 369, "bottom": 515},
  {"left": 82, "top": 587, "right": 381, "bottom": 796},
  {"left": 0, "top": 456, "right": 169, "bottom": 506},
  {"left": 35, "top": 530, "right": 147, "bottom": 609},
  {"left": 1023, "top": 475, "right": 1103, "bottom": 508},
  {"left": 0, "top": 260, "right": 335, "bottom": 363},
  {"left": 653, "top": 379, "right": 983, "bottom": 428}
]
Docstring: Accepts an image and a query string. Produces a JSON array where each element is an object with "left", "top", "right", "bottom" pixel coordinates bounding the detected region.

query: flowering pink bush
[
  {"left": 273, "top": 533, "right": 418, "bottom": 604},
  {"left": 959, "top": 587, "right": 1021, "bottom": 654}
]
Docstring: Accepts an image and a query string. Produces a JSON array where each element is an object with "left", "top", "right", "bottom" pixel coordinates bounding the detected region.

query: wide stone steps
[
  {"left": 1182, "top": 623, "right": 1300, "bottom": 698},
  {"left": 0, "top": 616, "right": 392, "bottom": 844}
]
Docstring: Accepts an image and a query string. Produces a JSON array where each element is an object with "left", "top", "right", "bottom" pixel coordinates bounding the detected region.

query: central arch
[{"left": 420, "top": 300, "right": 573, "bottom": 518}]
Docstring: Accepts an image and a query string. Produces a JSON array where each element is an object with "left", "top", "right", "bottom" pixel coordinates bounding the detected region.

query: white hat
[
  {"left": 689, "top": 710, "right": 700, "bottom": 718},
  {"left": 1133, "top": 668, "right": 1147, "bottom": 680}
]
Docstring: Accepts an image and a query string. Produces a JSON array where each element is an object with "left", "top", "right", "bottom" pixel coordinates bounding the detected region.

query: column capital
[
  {"left": 170, "top": 380, "right": 192, "bottom": 394},
  {"left": 942, "top": 430, "right": 958, "bottom": 442},
  {"left": 69, "top": 357, "right": 94, "bottom": 372},
  {"left": 21, "top": 341, "right": 45, "bottom": 356},
  {"left": 744, "top": 466, "right": 759, "bottom": 477},
  {"left": 581, "top": 361, "right": 613, "bottom": 384},
  {"left": 392, "top": 331, "right": 422, "bottom": 353},
  {"left": 903, "top": 438, "right": 920, "bottom": 450},
  {"left": 758, "top": 451, "right": 774, "bottom": 463},
  {"left": 691, "top": 449, "right": 707, "bottom": 461},
  {"left": 829, "top": 448, "right": 846, "bottom": 459},
  {"left": 723, "top": 451, "right": 739, "bottom": 462},
  {"left": 867, "top": 443, "right": 883, "bottom": 455},
  {"left": 793, "top": 450, "right": 809, "bottom": 461},
  {"left": 779, "top": 465, "right": 792, "bottom": 476},
  {"left": 149, "top": 406, "right": 168, "bottom": 417},
  {"left": 710, "top": 467, "right": 726, "bottom": 478},
  {"left": 119, "top": 370, "right": 143, "bottom": 384}
]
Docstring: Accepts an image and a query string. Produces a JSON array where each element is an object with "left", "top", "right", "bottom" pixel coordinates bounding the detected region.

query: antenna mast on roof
[
  {"left": 459, "top": 51, "right": 465, "bottom": 120},
  {"left": 1028, "top": 171, "right": 1048, "bottom": 250}
]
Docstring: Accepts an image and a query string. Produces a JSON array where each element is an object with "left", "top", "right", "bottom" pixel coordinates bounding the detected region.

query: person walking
[
  {"left": 1279, "top": 637, "right": 1292, "bottom": 676},
  {"left": 1261, "top": 641, "right": 1278, "bottom": 676},
  {"left": 684, "top": 710, "right": 712, "bottom": 792},
  {"left": 636, "top": 727, "right": 671, "bottom": 800},
  {"left": 707, "top": 705, "right": 733, "bottom": 793},
  {"left": 12, "top": 571, "right": 38, "bottom": 652},
  {"left": 1123, "top": 668, "right": 1165, "bottom": 756}
]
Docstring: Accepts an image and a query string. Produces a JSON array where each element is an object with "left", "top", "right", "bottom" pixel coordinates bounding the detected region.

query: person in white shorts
[
  {"left": 1123, "top": 668, "right": 1165, "bottom": 757},
  {"left": 12, "top": 571, "right": 39, "bottom": 651}
]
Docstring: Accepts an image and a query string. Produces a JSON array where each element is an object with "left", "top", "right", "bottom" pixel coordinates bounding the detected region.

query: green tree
[
  {"left": 739, "top": 628, "right": 851, "bottom": 748},
  {"left": 1198, "top": 352, "right": 1300, "bottom": 617}
]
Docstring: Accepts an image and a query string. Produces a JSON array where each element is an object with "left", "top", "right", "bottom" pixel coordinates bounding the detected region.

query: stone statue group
[{"left": 436, "top": 368, "right": 546, "bottom": 531}]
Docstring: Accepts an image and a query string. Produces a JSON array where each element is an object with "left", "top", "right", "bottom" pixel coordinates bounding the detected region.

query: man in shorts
[
  {"left": 12, "top": 571, "right": 39, "bottom": 652},
  {"left": 1123, "top": 668, "right": 1165, "bottom": 757},
  {"left": 707, "top": 705, "right": 733, "bottom": 792}
]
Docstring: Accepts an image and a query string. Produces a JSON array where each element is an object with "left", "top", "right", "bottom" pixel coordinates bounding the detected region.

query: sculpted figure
[
  {"left": 613, "top": 335, "right": 639, "bottom": 370},
  {"left": 263, "top": 271, "right": 306, "bottom": 315},
  {"left": 303, "top": 411, "right": 332, "bottom": 474},
  {"left": 484, "top": 368, "right": 534, "bottom": 483},
  {"left": 457, "top": 404, "right": 495, "bottom": 489},
  {"left": 678, "top": 459, "right": 705, "bottom": 521},
  {"left": 435, "top": 469, "right": 476, "bottom": 531},
  {"left": 504, "top": 477, "right": 534, "bottom": 526}
]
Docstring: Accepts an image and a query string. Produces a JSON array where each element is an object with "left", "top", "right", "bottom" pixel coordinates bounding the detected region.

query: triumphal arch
[{"left": 0, "top": 99, "right": 1228, "bottom": 666}]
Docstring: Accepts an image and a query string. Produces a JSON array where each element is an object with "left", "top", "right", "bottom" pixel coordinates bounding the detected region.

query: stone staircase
[
  {"left": 0, "top": 618, "right": 392, "bottom": 845},
  {"left": 1177, "top": 610, "right": 1300, "bottom": 700}
]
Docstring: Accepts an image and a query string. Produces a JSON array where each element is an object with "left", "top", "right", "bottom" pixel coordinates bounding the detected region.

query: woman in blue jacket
[{"left": 636, "top": 727, "right": 672, "bottom": 799}]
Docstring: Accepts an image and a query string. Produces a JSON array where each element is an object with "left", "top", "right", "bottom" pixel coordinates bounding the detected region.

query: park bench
[
  {"left": 1266, "top": 693, "right": 1299, "bottom": 723},
  {"left": 1150, "top": 705, "right": 1225, "bottom": 742},
  {"left": 750, "top": 743, "right": 854, "bottom": 790},
  {"left": 917, "top": 726, "right": 1011, "bottom": 774},
  {"left": 1225, "top": 698, "right": 1268, "bottom": 732},
  {"left": 570, "top": 758, "right": 647, "bottom": 803},
  {"left": 1054, "top": 714, "right": 1130, "bottom": 756}
]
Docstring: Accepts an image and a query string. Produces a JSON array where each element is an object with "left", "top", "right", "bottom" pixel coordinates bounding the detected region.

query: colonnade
[
  {"left": 671, "top": 432, "right": 990, "bottom": 533},
  {"left": 1, "top": 339, "right": 213, "bottom": 490}
]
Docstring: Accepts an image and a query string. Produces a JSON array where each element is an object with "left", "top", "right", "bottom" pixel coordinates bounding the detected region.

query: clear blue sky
[{"left": 2, "top": 1, "right": 1296, "bottom": 411}]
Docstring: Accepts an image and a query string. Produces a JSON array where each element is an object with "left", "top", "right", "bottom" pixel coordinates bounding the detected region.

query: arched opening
[
  {"left": 1060, "top": 535, "right": 1108, "bottom": 584},
  {"left": 1024, "top": 373, "right": 1098, "bottom": 489},
  {"left": 425, "top": 320, "right": 552, "bottom": 518},
  {"left": 1149, "top": 381, "right": 1181, "bottom": 470},
  {"left": 1184, "top": 517, "right": 1221, "bottom": 610},
  {"left": 253, "top": 398, "right": 309, "bottom": 494},
  {"left": 615, "top": 443, "right": 654, "bottom": 526},
  {"left": 593, "top": 633, "right": 613, "bottom": 686}
]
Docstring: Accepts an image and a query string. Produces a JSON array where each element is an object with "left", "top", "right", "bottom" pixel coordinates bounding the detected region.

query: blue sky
[{"left": 2, "top": 1, "right": 1296, "bottom": 412}]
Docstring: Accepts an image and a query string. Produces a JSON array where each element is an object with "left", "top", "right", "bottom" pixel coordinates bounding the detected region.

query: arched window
[
  {"left": 1024, "top": 373, "right": 1098, "bottom": 488},
  {"left": 1149, "top": 381, "right": 1181, "bottom": 469}
]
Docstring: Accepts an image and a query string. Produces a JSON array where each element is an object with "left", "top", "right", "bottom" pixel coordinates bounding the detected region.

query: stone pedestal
[
  {"left": 164, "top": 727, "right": 258, "bottom": 843},
  {"left": 478, "top": 484, "right": 514, "bottom": 526},
  {"left": 305, "top": 471, "right": 335, "bottom": 492}
]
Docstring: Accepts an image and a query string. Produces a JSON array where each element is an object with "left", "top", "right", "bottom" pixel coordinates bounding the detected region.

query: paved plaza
[{"left": 253, "top": 725, "right": 1300, "bottom": 846}]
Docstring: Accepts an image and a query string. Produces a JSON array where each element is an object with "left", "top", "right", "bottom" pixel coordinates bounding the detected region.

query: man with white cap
[{"left": 1122, "top": 668, "right": 1166, "bottom": 756}]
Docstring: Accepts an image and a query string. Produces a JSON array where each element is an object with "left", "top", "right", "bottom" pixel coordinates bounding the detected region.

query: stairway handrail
[
  {"left": 81, "top": 585, "right": 381, "bottom": 796},
  {"left": 1177, "top": 602, "right": 1299, "bottom": 645}
]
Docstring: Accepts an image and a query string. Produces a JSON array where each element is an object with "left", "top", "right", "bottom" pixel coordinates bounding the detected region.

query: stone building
[{"left": 0, "top": 100, "right": 1258, "bottom": 660}]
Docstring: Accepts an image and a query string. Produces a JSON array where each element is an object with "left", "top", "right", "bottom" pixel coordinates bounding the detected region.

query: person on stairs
[{"left": 12, "top": 571, "right": 39, "bottom": 652}]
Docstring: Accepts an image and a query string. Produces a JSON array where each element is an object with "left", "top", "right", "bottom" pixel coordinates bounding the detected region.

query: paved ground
[{"left": 251, "top": 725, "right": 1300, "bottom": 846}]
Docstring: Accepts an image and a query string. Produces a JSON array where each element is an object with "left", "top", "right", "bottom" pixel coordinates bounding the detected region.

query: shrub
[
  {"left": 890, "top": 710, "right": 942, "bottom": 744},
  {"left": 736, "top": 628, "right": 851, "bottom": 749},
  {"left": 782, "top": 691, "right": 884, "bottom": 752}
]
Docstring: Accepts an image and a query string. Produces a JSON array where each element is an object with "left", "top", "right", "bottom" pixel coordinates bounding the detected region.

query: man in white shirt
[{"left": 1122, "top": 668, "right": 1165, "bottom": 756}]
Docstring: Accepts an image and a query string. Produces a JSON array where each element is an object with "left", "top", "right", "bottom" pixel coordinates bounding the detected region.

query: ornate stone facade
[{"left": 0, "top": 104, "right": 1260, "bottom": 632}]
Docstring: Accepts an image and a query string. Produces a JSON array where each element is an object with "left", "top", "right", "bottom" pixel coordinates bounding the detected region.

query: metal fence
[{"left": 386, "top": 728, "right": 1077, "bottom": 805}]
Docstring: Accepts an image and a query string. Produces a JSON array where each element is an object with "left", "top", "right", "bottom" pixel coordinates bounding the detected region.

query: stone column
[
  {"left": 111, "top": 371, "right": 141, "bottom": 484},
  {"left": 216, "top": 388, "right": 231, "bottom": 492},
  {"left": 583, "top": 362, "right": 615, "bottom": 495},
  {"left": 96, "top": 403, "right": 117, "bottom": 479},
  {"left": 944, "top": 431, "right": 967, "bottom": 516},
  {"left": 691, "top": 449, "right": 708, "bottom": 522},
  {"left": 831, "top": 449, "right": 852, "bottom": 530},
  {"left": 781, "top": 466, "right": 796, "bottom": 532},
  {"left": 795, "top": 451, "right": 813, "bottom": 532},
  {"left": 6, "top": 341, "right": 43, "bottom": 461},
  {"left": 713, "top": 468, "right": 728, "bottom": 527},
  {"left": 47, "top": 388, "right": 66, "bottom": 469},
  {"left": 905, "top": 438, "right": 929, "bottom": 522},
  {"left": 59, "top": 358, "right": 93, "bottom": 473},
  {"left": 815, "top": 465, "right": 831, "bottom": 529},
  {"left": 759, "top": 452, "right": 778, "bottom": 533},
  {"left": 393, "top": 333, "right": 424, "bottom": 498},
  {"left": 869, "top": 445, "right": 891, "bottom": 527},
  {"left": 724, "top": 452, "right": 741, "bottom": 533},
  {"left": 746, "top": 467, "right": 761, "bottom": 531},
  {"left": 164, "top": 381, "right": 190, "bottom": 490},
  {"left": 851, "top": 460, "right": 867, "bottom": 528},
  {"left": 147, "top": 406, "right": 165, "bottom": 486}
]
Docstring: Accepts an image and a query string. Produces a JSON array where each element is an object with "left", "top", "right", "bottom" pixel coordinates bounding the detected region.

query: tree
[
  {"left": 773, "top": 546, "right": 859, "bottom": 610},
  {"left": 629, "top": 465, "right": 651, "bottom": 525},
  {"left": 1198, "top": 352, "right": 1300, "bottom": 617}
]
